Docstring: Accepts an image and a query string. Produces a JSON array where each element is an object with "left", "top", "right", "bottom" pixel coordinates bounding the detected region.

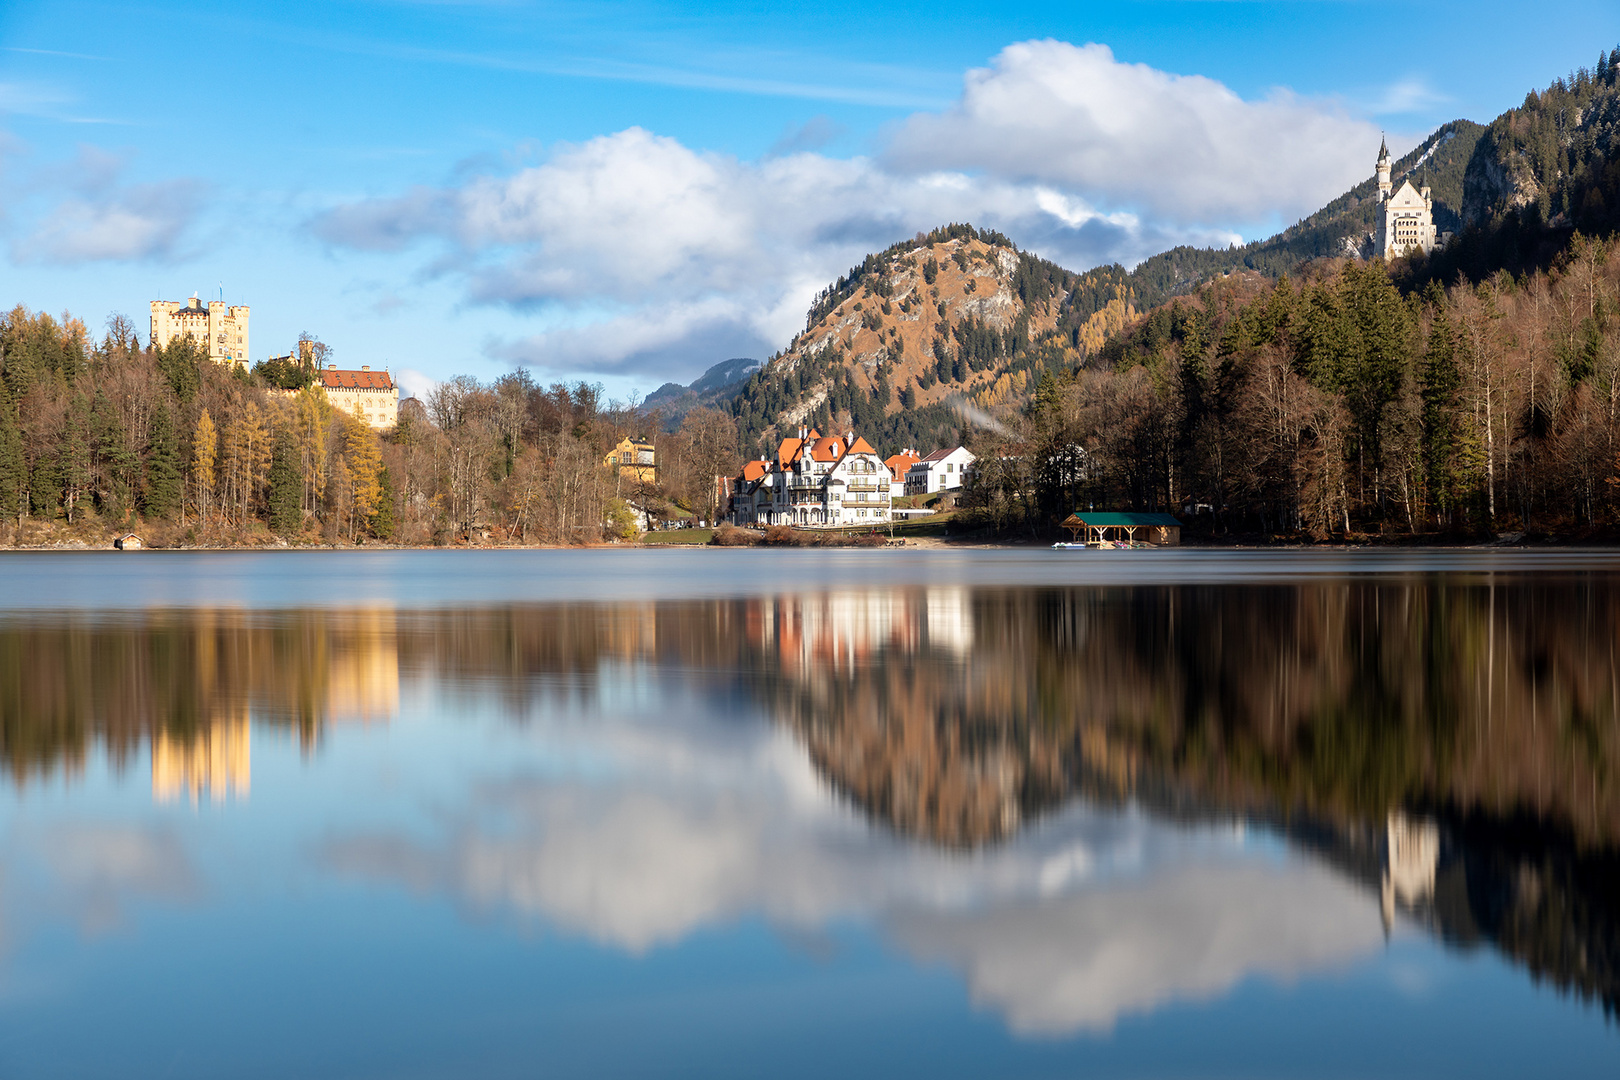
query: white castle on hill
[{"left": 1373, "top": 139, "right": 1441, "bottom": 259}]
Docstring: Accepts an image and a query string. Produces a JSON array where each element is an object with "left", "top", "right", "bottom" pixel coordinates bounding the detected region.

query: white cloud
[
  {"left": 885, "top": 40, "right": 1384, "bottom": 224},
  {"left": 312, "top": 126, "right": 1218, "bottom": 380},
  {"left": 14, "top": 177, "right": 205, "bottom": 265},
  {"left": 311, "top": 40, "right": 1390, "bottom": 381},
  {"left": 1369, "top": 76, "right": 1449, "bottom": 116}
]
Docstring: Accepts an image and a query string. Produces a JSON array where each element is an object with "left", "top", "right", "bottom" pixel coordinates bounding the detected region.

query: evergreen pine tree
[
  {"left": 1419, "top": 312, "right": 1462, "bottom": 522},
  {"left": 55, "top": 393, "right": 91, "bottom": 523},
  {"left": 268, "top": 428, "right": 302, "bottom": 536},
  {"left": 155, "top": 337, "right": 203, "bottom": 403},
  {"left": 92, "top": 389, "right": 138, "bottom": 519},
  {"left": 143, "top": 402, "right": 182, "bottom": 519},
  {"left": 371, "top": 465, "right": 398, "bottom": 540},
  {"left": 0, "top": 389, "right": 25, "bottom": 529}
]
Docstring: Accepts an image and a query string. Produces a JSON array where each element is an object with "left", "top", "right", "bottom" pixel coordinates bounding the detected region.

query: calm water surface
[{"left": 1, "top": 549, "right": 1618, "bottom": 1077}]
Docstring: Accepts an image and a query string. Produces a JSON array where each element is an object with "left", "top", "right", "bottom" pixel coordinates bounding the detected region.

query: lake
[{"left": 0, "top": 548, "right": 1617, "bottom": 1077}]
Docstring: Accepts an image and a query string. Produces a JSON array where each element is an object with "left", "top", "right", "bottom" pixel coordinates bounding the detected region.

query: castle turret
[{"left": 1376, "top": 137, "right": 1392, "bottom": 201}]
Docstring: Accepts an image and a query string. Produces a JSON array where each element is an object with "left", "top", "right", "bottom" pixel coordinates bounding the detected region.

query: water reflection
[{"left": 3, "top": 575, "right": 1619, "bottom": 1037}]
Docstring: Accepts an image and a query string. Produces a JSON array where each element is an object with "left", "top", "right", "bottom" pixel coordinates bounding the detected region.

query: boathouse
[{"left": 1060, "top": 512, "right": 1182, "bottom": 546}]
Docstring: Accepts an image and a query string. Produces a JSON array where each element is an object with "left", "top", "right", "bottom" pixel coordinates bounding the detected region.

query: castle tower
[
  {"left": 1376, "top": 137, "right": 1392, "bottom": 201},
  {"left": 149, "top": 295, "right": 249, "bottom": 367}
]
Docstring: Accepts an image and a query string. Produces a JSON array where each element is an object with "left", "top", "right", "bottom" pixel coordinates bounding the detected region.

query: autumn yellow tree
[
  {"left": 223, "top": 400, "right": 270, "bottom": 528},
  {"left": 344, "top": 410, "right": 382, "bottom": 541},
  {"left": 294, "top": 387, "right": 331, "bottom": 519},
  {"left": 192, "top": 409, "right": 217, "bottom": 527}
]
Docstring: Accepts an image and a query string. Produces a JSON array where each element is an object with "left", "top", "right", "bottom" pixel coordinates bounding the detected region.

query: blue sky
[{"left": 0, "top": 1, "right": 1614, "bottom": 400}]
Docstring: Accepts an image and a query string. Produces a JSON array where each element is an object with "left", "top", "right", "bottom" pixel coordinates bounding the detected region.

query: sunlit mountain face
[{"left": 1, "top": 552, "right": 1618, "bottom": 1075}]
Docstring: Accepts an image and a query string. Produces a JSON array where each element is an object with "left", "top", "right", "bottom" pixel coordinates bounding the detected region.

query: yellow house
[{"left": 604, "top": 436, "right": 657, "bottom": 483}]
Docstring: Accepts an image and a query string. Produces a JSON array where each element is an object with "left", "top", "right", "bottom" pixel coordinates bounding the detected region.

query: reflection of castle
[
  {"left": 1381, "top": 812, "right": 1440, "bottom": 932},
  {"left": 324, "top": 612, "right": 401, "bottom": 724},
  {"left": 151, "top": 711, "right": 251, "bottom": 804}
]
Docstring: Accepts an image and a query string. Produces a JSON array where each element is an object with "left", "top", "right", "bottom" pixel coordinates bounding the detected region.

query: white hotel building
[{"left": 730, "top": 428, "right": 892, "bottom": 527}]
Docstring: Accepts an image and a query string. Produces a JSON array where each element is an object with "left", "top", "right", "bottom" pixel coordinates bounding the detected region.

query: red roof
[
  {"left": 917, "top": 446, "right": 963, "bottom": 464},
  {"left": 775, "top": 428, "right": 821, "bottom": 469},
  {"left": 847, "top": 436, "right": 877, "bottom": 455},
  {"left": 885, "top": 451, "right": 921, "bottom": 481},
  {"left": 741, "top": 460, "right": 768, "bottom": 482},
  {"left": 809, "top": 436, "right": 846, "bottom": 462},
  {"left": 321, "top": 368, "right": 394, "bottom": 390}
]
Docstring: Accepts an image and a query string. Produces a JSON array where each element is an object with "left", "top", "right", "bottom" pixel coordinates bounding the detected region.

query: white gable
[{"left": 1388, "top": 180, "right": 1426, "bottom": 208}]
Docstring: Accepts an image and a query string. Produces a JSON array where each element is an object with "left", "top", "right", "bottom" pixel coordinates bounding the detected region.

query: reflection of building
[
  {"left": 323, "top": 609, "right": 401, "bottom": 723},
  {"left": 149, "top": 295, "right": 249, "bottom": 367},
  {"left": 1381, "top": 812, "right": 1439, "bottom": 931},
  {"left": 604, "top": 436, "right": 657, "bottom": 483},
  {"left": 151, "top": 712, "right": 251, "bottom": 804},
  {"left": 754, "top": 592, "right": 915, "bottom": 676},
  {"left": 749, "top": 590, "right": 976, "bottom": 673},
  {"left": 925, "top": 589, "right": 974, "bottom": 654}
]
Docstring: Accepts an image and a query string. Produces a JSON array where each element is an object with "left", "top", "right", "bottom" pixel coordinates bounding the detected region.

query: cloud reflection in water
[{"left": 321, "top": 671, "right": 1382, "bottom": 1033}]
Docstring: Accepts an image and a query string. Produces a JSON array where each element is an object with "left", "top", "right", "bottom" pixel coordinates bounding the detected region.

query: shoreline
[{"left": 0, "top": 536, "right": 1607, "bottom": 553}]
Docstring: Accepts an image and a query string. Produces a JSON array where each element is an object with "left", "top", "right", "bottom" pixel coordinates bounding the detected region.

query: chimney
[
  {"left": 329, "top": 362, "right": 337, "bottom": 370},
  {"left": 361, "top": 365, "right": 370, "bottom": 372}
]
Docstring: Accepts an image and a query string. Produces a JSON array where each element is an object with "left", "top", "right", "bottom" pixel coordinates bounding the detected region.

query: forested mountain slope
[
  {"left": 730, "top": 129, "right": 1481, "bottom": 452},
  {"left": 1415, "top": 46, "right": 1620, "bottom": 284},
  {"left": 731, "top": 224, "right": 1136, "bottom": 453}
]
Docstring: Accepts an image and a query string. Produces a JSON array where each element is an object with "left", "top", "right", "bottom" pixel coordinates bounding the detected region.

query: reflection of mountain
[
  {"left": 748, "top": 583, "right": 1620, "bottom": 1020},
  {"left": 3, "top": 580, "right": 1619, "bottom": 1020}
]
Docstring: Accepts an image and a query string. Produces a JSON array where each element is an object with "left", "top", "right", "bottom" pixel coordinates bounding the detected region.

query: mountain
[
  {"left": 729, "top": 48, "right": 1620, "bottom": 454},
  {"left": 728, "top": 133, "right": 1483, "bottom": 454},
  {"left": 1416, "top": 48, "right": 1620, "bottom": 283},
  {"left": 643, "top": 356, "right": 762, "bottom": 428},
  {"left": 731, "top": 223, "right": 1133, "bottom": 453}
]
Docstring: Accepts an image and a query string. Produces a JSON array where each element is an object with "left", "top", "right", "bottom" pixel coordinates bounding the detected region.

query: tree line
[
  {"left": 962, "top": 234, "right": 1620, "bottom": 538},
  {"left": 0, "top": 308, "right": 740, "bottom": 545}
]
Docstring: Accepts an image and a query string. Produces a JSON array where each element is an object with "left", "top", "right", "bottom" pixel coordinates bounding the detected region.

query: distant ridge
[{"left": 643, "top": 356, "right": 762, "bottom": 428}]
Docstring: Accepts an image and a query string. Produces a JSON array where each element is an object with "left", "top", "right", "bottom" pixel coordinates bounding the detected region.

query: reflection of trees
[
  {"left": 750, "top": 582, "right": 1620, "bottom": 1019},
  {"left": 3, "top": 582, "right": 1619, "bottom": 1014},
  {"left": 0, "top": 609, "right": 400, "bottom": 783}
]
